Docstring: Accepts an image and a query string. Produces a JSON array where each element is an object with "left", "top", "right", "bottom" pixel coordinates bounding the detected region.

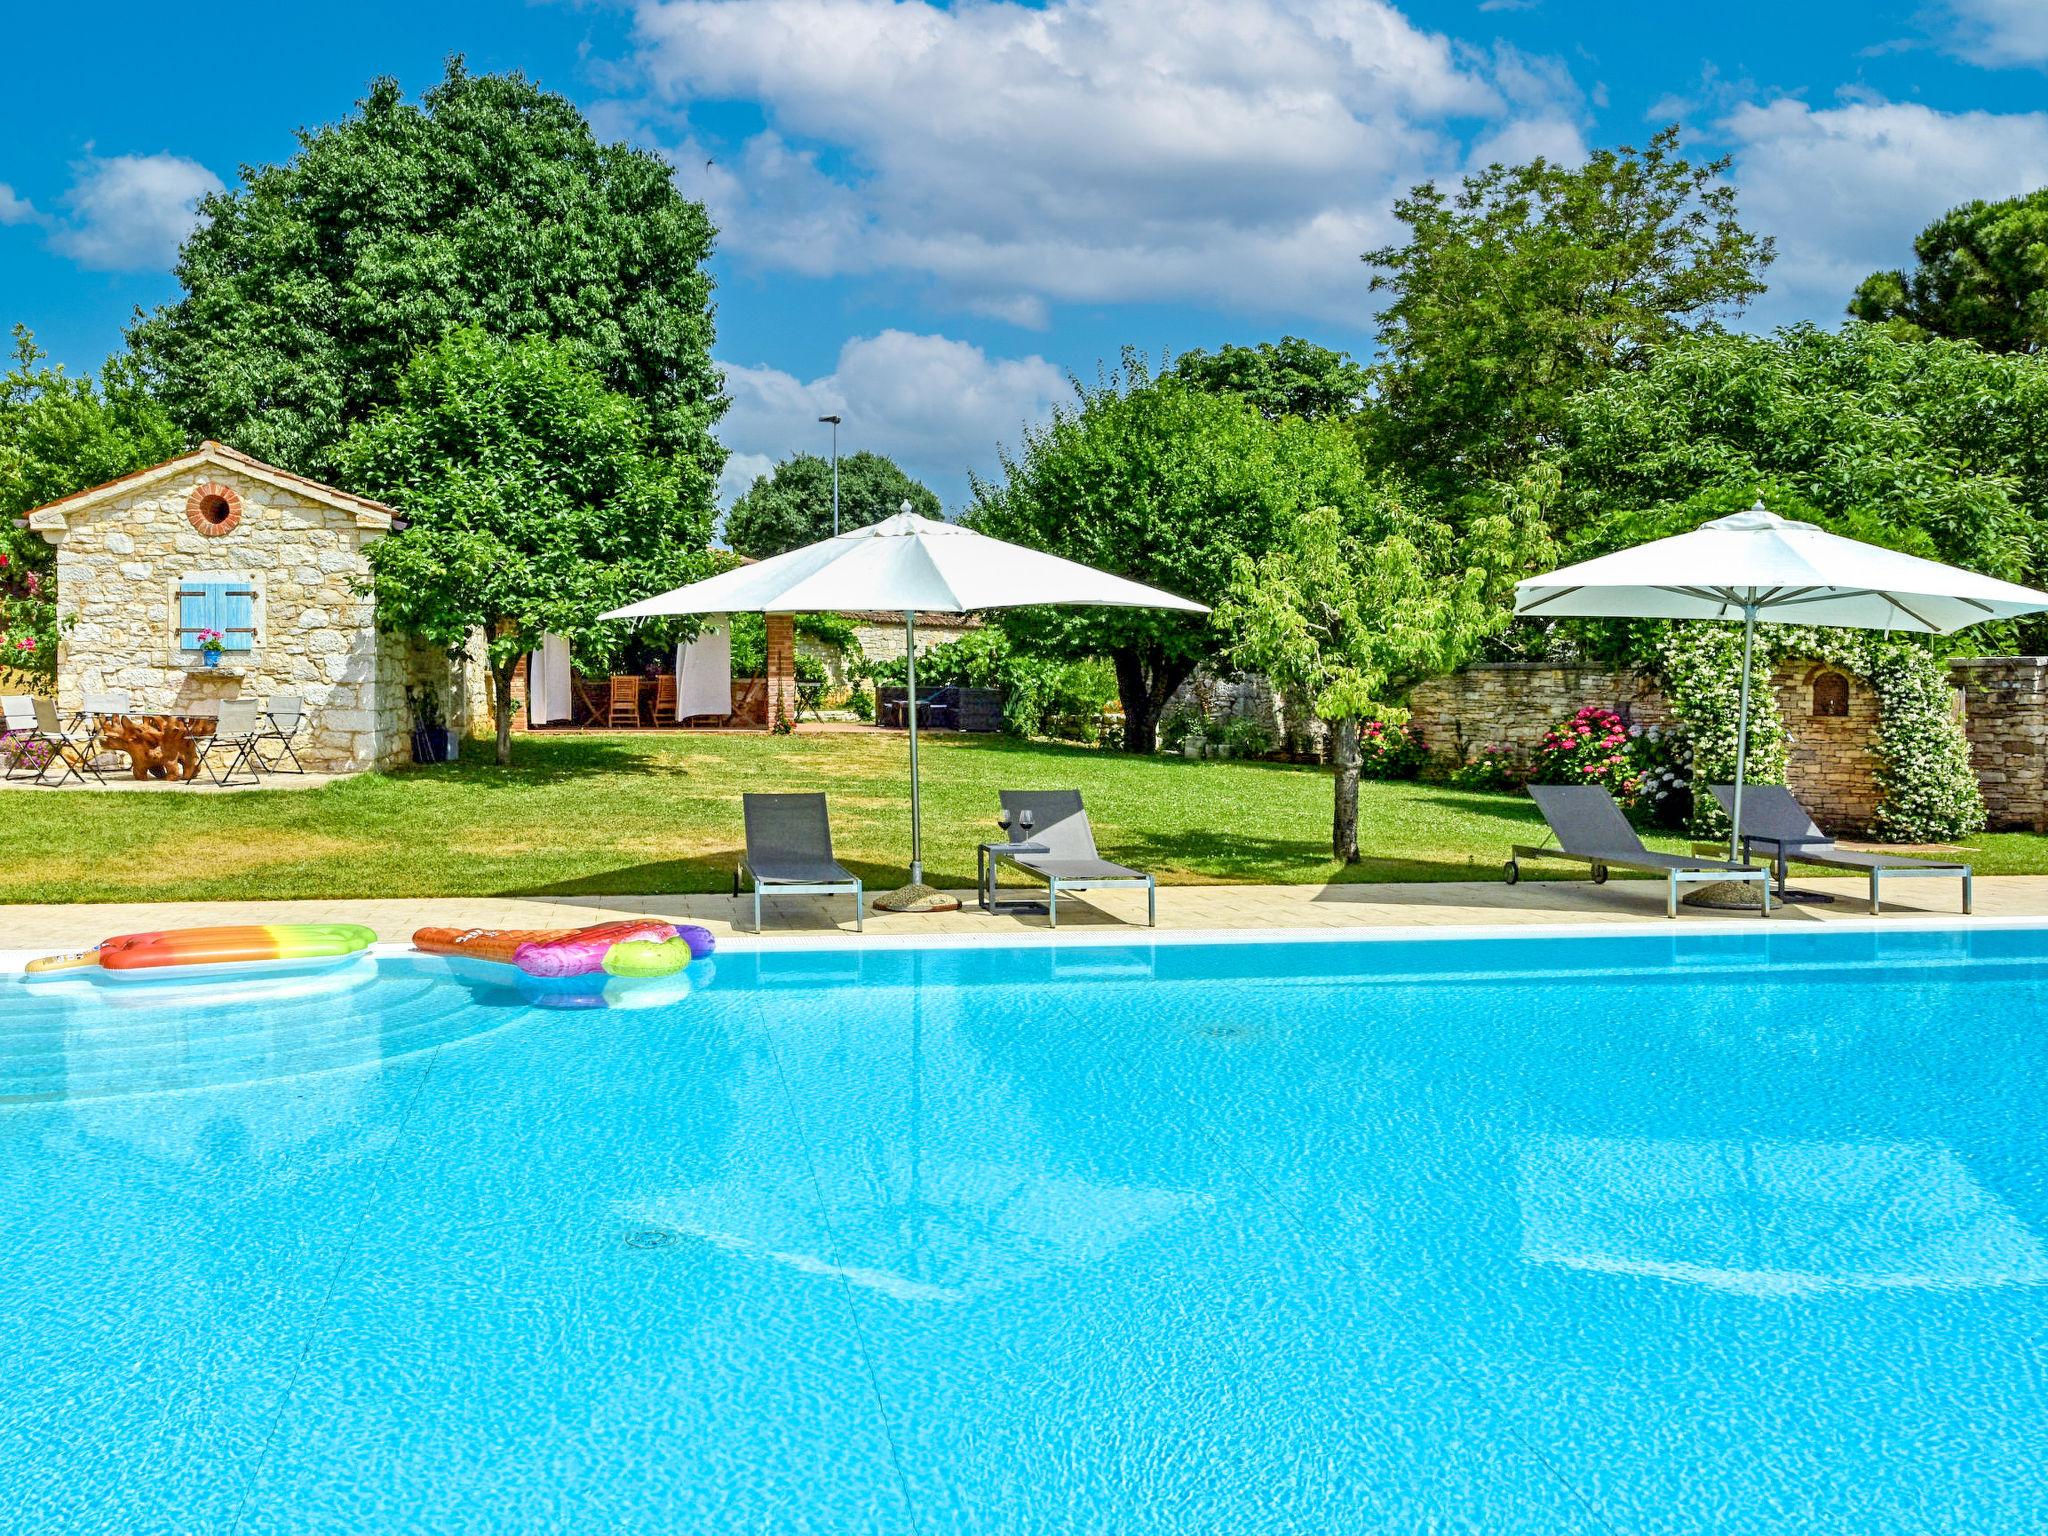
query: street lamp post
[{"left": 818, "top": 414, "right": 843, "bottom": 536}]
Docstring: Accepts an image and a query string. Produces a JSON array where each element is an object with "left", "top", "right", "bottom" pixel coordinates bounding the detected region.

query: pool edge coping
[{"left": 6, "top": 910, "right": 2047, "bottom": 974}]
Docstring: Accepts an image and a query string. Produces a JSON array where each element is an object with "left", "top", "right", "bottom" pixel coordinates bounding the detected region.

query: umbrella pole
[
  {"left": 906, "top": 609, "right": 923, "bottom": 887},
  {"left": 869, "top": 610, "right": 958, "bottom": 914},
  {"left": 1729, "top": 605, "right": 1757, "bottom": 865}
]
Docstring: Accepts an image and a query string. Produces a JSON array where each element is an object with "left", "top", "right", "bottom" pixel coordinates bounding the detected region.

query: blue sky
[{"left": 7, "top": 0, "right": 2048, "bottom": 507}]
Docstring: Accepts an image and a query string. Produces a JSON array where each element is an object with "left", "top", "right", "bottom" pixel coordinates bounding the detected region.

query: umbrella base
[{"left": 870, "top": 883, "right": 962, "bottom": 914}]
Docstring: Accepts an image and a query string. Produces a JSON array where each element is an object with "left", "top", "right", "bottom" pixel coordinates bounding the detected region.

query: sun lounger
[
  {"left": 1710, "top": 784, "right": 1971, "bottom": 915},
  {"left": 1507, "top": 784, "right": 1771, "bottom": 918},
  {"left": 736, "top": 792, "right": 864, "bottom": 933},
  {"left": 995, "top": 789, "right": 1156, "bottom": 928}
]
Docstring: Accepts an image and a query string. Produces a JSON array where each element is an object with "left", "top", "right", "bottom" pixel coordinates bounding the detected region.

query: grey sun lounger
[
  {"left": 1507, "top": 784, "right": 1771, "bottom": 918},
  {"left": 1710, "top": 784, "right": 1972, "bottom": 915},
  {"left": 995, "top": 789, "right": 1156, "bottom": 928},
  {"left": 735, "top": 792, "right": 864, "bottom": 933}
]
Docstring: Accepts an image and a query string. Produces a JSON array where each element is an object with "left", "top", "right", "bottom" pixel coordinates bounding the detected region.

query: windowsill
[{"left": 176, "top": 657, "right": 257, "bottom": 677}]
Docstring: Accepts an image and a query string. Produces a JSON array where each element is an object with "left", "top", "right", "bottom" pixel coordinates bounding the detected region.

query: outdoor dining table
[{"left": 94, "top": 710, "right": 217, "bottom": 781}]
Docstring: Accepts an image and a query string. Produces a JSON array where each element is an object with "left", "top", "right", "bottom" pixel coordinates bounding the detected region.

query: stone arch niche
[{"left": 1810, "top": 670, "right": 1850, "bottom": 719}]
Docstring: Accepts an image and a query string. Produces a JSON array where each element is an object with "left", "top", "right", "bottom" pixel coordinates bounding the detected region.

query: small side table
[{"left": 978, "top": 841, "right": 1049, "bottom": 914}]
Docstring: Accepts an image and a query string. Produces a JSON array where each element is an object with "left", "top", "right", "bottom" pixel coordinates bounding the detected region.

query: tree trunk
[
  {"left": 1331, "top": 715, "right": 1361, "bottom": 864},
  {"left": 492, "top": 663, "right": 516, "bottom": 767},
  {"left": 1111, "top": 646, "right": 1197, "bottom": 754}
]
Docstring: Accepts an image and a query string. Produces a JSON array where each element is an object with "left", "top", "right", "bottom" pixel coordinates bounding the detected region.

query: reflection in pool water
[{"left": 4, "top": 929, "right": 2048, "bottom": 1533}]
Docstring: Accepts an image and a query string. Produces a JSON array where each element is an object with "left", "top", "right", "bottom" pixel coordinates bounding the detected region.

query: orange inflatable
[
  {"left": 413, "top": 919, "right": 681, "bottom": 978},
  {"left": 26, "top": 923, "right": 376, "bottom": 976}
]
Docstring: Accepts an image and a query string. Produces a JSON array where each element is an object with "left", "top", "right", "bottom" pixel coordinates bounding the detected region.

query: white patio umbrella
[
  {"left": 605, "top": 507, "right": 1206, "bottom": 905},
  {"left": 1515, "top": 502, "right": 2048, "bottom": 860}
]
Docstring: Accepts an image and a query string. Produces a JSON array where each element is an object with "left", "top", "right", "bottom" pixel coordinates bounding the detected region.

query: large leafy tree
[
  {"left": 969, "top": 356, "right": 1374, "bottom": 752},
  {"left": 723, "top": 450, "right": 941, "bottom": 558},
  {"left": 1364, "top": 126, "right": 1773, "bottom": 498},
  {"left": 130, "top": 59, "right": 726, "bottom": 494},
  {"left": 1551, "top": 323, "right": 2048, "bottom": 650},
  {"left": 1850, "top": 189, "right": 2048, "bottom": 354},
  {"left": 1221, "top": 478, "right": 1548, "bottom": 861},
  {"left": 1, "top": 327, "right": 183, "bottom": 674},
  {"left": 1170, "top": 337, "right": 1370, "bottom": 422},
  {"left": 337, "top": 328, "right": 714, "bottom": 764}
]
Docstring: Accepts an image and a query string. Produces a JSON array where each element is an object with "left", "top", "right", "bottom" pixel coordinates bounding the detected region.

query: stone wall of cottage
[{"left": 40, "top": 464, "right": 480, "bottom": 772}]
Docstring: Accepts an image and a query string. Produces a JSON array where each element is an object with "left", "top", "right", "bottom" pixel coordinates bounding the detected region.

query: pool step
[{"left": 0, "top": 976, "right": 499, "bottom": 1106}]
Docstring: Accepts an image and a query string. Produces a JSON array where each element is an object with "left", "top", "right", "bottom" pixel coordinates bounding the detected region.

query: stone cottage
[{"left": 26, "top": 441, "right": 485, "bottom": 772}]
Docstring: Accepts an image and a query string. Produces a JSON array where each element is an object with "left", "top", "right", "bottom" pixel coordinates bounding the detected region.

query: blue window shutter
[
  {"left": 223, "top": 585, "right": 255, "bottom": 651},
  {"left": 178, "top": 581, "right": 255, "bottom": 650},
  {"left": 178, "top": 584, "right": 211, "bottom": 651}
]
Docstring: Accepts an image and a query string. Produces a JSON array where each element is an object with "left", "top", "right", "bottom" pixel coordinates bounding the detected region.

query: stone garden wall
[{"left": 1406, "top": 657, "right": 2048, "bottom": 835}]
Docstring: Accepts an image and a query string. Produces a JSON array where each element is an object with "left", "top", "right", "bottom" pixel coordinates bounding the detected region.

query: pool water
[{"left": 5, "top": 928, "right": 2047, "bottom": 1534}]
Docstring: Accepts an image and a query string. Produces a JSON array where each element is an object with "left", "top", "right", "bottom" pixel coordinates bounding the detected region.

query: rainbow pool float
[{"left": 25, "top": 923, "right": 378, "bottom": 978}]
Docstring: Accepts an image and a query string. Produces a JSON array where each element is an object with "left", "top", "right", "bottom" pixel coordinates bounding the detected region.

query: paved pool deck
[{"left": 0, "top": 872, "right": 2027, "bottom": 955}]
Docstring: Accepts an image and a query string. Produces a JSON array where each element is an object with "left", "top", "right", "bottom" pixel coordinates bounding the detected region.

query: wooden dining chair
[
  {"left": 654, "top": 673, "right": 677, "bottom": 725},
  {"left": 608, "top": 675, "right": 642, "bottom": 728}
]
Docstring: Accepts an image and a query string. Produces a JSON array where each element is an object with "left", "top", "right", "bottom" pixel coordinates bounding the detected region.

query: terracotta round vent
[{"left": 185, "top": 481, "right": 244, "bottom": 537}]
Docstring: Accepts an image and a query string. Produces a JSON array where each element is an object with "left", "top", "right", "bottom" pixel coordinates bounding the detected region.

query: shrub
[
  {"left": 1219, "top": 715, "right": 1277, "bottom": 759},
  {"left": 1527, "top": 705, "right": 1692, "bottom": 826},
  {"left": 1448, "top": 744, "right": 1522, "bottom": 791},
  {"left": 1358, "top": 718, "right": 1428, "bottom": 779},
  {"left": 1159, "top": 705, "right": 1205, "bottom": 752}
]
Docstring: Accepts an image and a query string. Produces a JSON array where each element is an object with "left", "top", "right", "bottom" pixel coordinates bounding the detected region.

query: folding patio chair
[
  {"left": 3, "top": 696, "right": 50, "bottom": 781},
  {"left": 256, "top": 695, "right": 310, "bottom": 774},
  {"left": 24, "top": 696, "right": 108, "bottom": 786},
  {"left": 196, "top": 699, "right": 264, "bottom": 787}
]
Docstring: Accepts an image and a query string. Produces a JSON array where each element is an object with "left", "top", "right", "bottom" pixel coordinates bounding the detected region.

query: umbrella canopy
[
  {"left": 1516, "top": 504, "right": 2048, "bottom": 633},
  {"left": 1514, "top": 503, "right": 2048, "bottom": 864},
  {"left": 607, "top": 510, "right": 1208, "bottom": 619},
  {"left": 604, "top": 509, "right": 1206, "bottom": 898}
]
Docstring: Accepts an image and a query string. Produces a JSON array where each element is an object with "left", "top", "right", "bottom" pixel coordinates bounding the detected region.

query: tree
[
  {"left": 1552, "top": 323, "right": 2048, "bottom": 647},
  {"left": 336, "top": 327, "right": 714, "bottom": 764},
  {"left": 1850, "top": 189, "right": 2048, "bottom": 354},
  {"left": 723, "top": 451, "right": 941, "bottom": 558},
  {"left": 0, "top": 327, "right": 183, "bottom": 674},
  {"left": 969, "top": 355, "right": 1375, "bottom": 752},
  {"left": 1220, "top": 478, "right": 1547, "bottom": 861},
  {"left": 1364, "top": 126, "right": 1774, "bottom": 497},
  {"left": 129, "top": 59, "right": 726, "bottom": 496},
  {"left": 1171, "top": 337, "right": 1370, "bottom": 422}
]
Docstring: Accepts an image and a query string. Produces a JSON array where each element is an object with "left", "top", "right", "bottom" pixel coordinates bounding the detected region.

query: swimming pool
[{"left": 5, "top": 926, "right": 2046, "bottom": 1533}]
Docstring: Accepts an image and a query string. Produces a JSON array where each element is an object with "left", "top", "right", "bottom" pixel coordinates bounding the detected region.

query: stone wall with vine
[{"left": 1655, "top": 625, "right": 1984, "bottom": 843}]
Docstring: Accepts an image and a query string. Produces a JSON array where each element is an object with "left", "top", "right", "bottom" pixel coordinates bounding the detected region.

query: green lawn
[{"left": 6, "top": 731, "right": 2045, "bottom": 904}]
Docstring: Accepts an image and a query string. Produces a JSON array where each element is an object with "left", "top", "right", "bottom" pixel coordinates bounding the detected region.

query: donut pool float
[
  {"left": 25, "top": 923, "right": 378, "bottom": 978},
  {"left": 412, "top": 919, "right": 714, "bottom": 979}
]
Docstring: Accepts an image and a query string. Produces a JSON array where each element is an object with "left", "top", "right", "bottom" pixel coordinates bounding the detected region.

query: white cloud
[
  {"left": 717, "top": 330, "right": 1069, "bottom": 508},
  {"left": 1723, "top": 96, "right": 2048, "bottom": 326},
  {"left": 628, "top": 0, "right": 1586, "bottom": 324},
  {"left": 0, "top": 184, "right": 38, "bottom": 226},
  {"left": 47, "top": 154, "right": 222, "bottom": 271},
  {"left": 1938, "top": 0, "right": 2048, "bottom": 68}
]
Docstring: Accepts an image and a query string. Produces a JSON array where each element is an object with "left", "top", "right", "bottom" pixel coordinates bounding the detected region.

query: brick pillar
[{"left": 764, "top": 613, "right": 797, "bottom": 731}]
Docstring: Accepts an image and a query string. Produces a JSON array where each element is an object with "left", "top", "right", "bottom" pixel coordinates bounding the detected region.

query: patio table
[{"left": 97, "top": 711, "right": 217, "bottom": 782}]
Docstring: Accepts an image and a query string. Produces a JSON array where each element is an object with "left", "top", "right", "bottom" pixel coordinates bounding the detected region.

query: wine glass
[
  {"left": 996, "top": 807, "right": 1013, "bottom": 841},
  {"left": 1017, "top": 808, "right": 1035, "bottom": 843}
]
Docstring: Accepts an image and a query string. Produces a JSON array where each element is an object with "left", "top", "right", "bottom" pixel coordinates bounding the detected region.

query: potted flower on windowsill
[{"left": 196, "top": 628, "right": 225, "bottom": 668}]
